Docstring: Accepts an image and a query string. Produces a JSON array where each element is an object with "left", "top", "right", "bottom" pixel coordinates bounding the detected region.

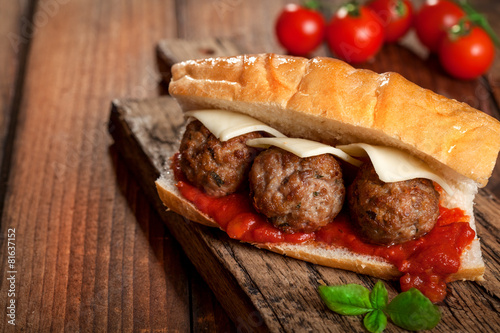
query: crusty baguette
[
  {"left": 156, "top": 53, "right": 497, "bottom": 282},
  {"left": 169, "top": 53, "right": 500, "bottom": 188}
]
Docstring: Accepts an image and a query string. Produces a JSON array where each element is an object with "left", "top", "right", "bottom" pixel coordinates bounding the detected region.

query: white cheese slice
[
  {"left": 185, "top": 110, "right": 286, "bottom": 141},
  {"left": 337, "top": 143, "right": 453, "bottom": 194},
  {"left": 184, "top": 109, "right": 451, "bottom": 194},
  {"left": 246, "top": 137, "right": 363, "bottom": 167}
]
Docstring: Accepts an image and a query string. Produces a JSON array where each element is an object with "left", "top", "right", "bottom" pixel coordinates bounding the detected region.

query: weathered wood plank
[
  {"left": 173, "top": 0, "right": 290, "bottom": 53},
  {"left": 0, "top": 0, "right": 232, "bottom": 331},
  {"left": 108, "top": 95, "right": 500, "bottom": 332},
  {"left": 0, "top": 0, "right": 34, "bottom": 216},
  {"left": 474, "top": 0, "right": 500, "bottom": 108}
]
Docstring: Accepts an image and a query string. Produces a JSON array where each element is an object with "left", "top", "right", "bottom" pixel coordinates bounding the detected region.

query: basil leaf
[
  {"left": 370, "top": 281, "right": 388, "bottom": 310},
  {"left": 386, "top": 288, "right": 441, "bottom": 331},
  {"left": 318, "top": 284, "right": 373, "bottom": 316},
  {"left": 364, "top": 309, "right": 387, "bottom": 333}
]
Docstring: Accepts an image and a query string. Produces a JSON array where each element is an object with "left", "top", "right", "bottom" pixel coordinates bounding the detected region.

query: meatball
[
  {"left": 347, "top": 162, "right": 440, "bottom": 245},
  {"left": 249, "top": 147, "right": 345, "bottom": 233},
  {"left": 179, "top": 120, "right": 262, "bottom": 197}
]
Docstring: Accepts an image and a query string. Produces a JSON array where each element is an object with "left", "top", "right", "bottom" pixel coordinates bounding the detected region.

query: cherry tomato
[
  {"left": 275, "top": 4, "right": 326, "bottom": 56},
  {"left": 367, "top": 0, "right": 413, "bottom": 42},
  {"left": 439, "top": 24, "right": 495, "bottom": 80},
  {"left": 326, "top": 3, "right": 384, "bottom": 63},
  {"left": 414, "top": 0, "right": 465, "bottom": 53}
]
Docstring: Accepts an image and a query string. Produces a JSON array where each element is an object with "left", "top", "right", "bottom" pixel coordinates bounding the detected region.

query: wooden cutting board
[{"left": 107, "top": 39, "right": 500, "bottom": 332}]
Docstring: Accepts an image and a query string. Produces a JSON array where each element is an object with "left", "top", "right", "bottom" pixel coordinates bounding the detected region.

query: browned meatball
[
  {"left": 347, "top": 162, "right": 440, "bottom": 245},
  {"left": 249, "top": 147, "right": 345, "bottom": 233},
  {"left": 179, "top": 120, "right": 262, "bottom": 197}
]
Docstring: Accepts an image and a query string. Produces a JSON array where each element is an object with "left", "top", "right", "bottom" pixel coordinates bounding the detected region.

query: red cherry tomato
[
  {"left": 275, "top": 4, "right": 326, "bottom": 56},
  {"left": 414, "top": 0, "right": 465, "bottom": 53},
  {"left": 367, "top": 0, "right": 413, "bottom": 42},
  {"left": 439, "top": 25, "right": 495, "bottom": 80},
  {"left": 326, "top": 4, "right": 384, "bottom": 63}
]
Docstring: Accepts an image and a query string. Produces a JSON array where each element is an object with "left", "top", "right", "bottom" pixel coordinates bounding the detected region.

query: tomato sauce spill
[
  {"left": 315, "top": 207, "right": 474, "bottom": 303},
  {"left": 173, "top": 155, "right": 475, "bottom": 303}
]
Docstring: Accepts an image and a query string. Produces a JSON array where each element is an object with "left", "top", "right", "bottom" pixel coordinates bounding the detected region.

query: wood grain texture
[
  {"left": 109, "top": 96, "right": 500, "bottom": 333},
  {"left": 0, "top": 0, "right": 34, "bottom": 215},
  {"left": 474, "top": 0, "right": 500, "bottom": 107},
  {"left": 0, "top": 0, "right": 27, "bottom": 160},
  {"left": 0, "top": 0, "right": 233, "bottom": 331}
]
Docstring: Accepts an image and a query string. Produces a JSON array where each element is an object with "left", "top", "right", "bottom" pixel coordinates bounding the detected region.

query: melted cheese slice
[
  {"left": 337, "top": 143, "right": 453, "bottom": 194},
  {"left": 246, "top": 137, "right": 363, "bottom": 167},
  {"left": 185, "top": 110, "right": 286, "bottom": 141},
  {"left": 185, "top": 109, "right": 451, "bottom": 193}
]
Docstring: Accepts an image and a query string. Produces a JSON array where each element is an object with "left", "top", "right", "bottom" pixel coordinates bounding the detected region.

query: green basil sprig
[{"left": 318, "top": 281, "right": 441, "bottom": 332}]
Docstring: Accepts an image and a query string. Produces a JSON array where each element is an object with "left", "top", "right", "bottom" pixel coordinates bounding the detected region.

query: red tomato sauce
[{"left": 172, "top": 155, "right": 475, "bottom": 303}]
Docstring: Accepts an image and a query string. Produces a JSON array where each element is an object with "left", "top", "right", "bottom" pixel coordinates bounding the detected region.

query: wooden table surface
[{"left": 0, "top": 0, "right": 499, "bottom": 332}]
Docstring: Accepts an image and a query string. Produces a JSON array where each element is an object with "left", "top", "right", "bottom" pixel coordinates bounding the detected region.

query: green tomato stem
[
  {"left": 345, "top": 0, "right": 361, "bottom": 17},
  {"left": 303, "top": 0, "right": 321, "bottom": 11},
  {"left": 456, "top": 0, "right": 500, "bottom": 48},
  {"left": 395, "top": 0, "right": 407, "bottom": 18}
]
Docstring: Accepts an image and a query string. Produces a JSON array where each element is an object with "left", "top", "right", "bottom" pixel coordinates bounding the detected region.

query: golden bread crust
[
  {"left": 169, "top": 54, "right": 500, "bottom": 187},
  {"left": 155, "top": 180, "right": 218, "bottom": 228}
]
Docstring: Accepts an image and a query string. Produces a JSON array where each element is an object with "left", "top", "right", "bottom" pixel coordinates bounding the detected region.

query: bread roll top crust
[{"left": 169, "top": 53, "right": 500, "bottom": 187}]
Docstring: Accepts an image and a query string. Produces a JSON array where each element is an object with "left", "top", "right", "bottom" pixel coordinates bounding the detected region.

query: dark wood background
[{"left": 0, "top": 0, "right": 499, "bottom": 332}]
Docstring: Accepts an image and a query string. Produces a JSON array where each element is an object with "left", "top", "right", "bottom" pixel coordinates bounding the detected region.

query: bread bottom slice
[
  {"left": 257, "top": 239, "right": 484, "bottom": 282},
  {"left": 155, "top": 166, "right": 485, "bottom": 282}
]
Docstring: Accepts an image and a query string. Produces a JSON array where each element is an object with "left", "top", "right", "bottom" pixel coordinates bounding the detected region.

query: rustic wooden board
[
  {"left": 108, "top": 96, "right": 500, "bottom": 333},
  {"left": 0, "top": 0, "right": 33, "bottom": 208}
]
